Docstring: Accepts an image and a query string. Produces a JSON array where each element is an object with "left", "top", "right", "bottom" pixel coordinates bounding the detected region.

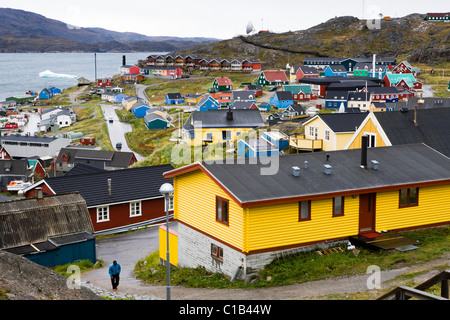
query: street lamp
[{"left": 159, "top": 182, "right": 174, "bottom": 300}]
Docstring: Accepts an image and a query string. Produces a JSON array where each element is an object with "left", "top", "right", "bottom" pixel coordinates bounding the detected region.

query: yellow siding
[
  {"left": 174, "top": 170, "right": 245, "bottom": 250},
  {"left": 184, "top": 127, "right": 257, "bottom": 146},
  {"left": 159, "top": 227, "right": 178, "bottom": 266},
  {"left": 305, "top": 118, "right": 354, "bottom": 151},
  {"left": 347, "top": 118, "right": 387, "bottom": 149},
  {"left": 247, "top": 197, "right": 359, "bottom": 252},
  {"left": 376, "top": 184, "right": 450, "bottom": 231}
]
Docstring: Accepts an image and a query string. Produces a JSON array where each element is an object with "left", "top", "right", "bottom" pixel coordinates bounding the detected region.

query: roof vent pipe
[
  {"left": 371, "top": 160, "right": 379, "bottom": 170},
  {"left": 35, "top": 187, "right": 43, "bottom": 199},
  {"left": 361, "top": 135, "right": 368, "bottom": 169},
  {"left": 304, "top": 161, "right": 308, "bottom": 169}
]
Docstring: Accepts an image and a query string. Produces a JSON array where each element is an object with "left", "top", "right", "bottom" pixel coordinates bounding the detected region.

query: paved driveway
[{"left": 100, "top": 104, "right": 144, "bottom": 161}]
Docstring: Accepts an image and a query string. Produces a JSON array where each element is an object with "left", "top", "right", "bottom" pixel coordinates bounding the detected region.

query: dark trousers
[{"left": 111, "top": 274, "right": 120, "bottom": 289}]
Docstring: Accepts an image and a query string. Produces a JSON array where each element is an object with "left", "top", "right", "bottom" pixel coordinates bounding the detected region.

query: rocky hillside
[
  {"left": 0, "top": 8, "right": 217, "bottom": 52},
  {"left": 0, "top": 251, "right": 102, "bottom": 300},
  {"left": 174, "top": 14, "right": 449, "bottom": 68}
]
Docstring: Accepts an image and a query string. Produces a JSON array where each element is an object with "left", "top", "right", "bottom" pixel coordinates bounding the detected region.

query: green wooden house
[
  {"left": 257, "top": 70, "right": 289, "bottom": 86},
  {"left": 212, "top": 77, "right": 233, "bottom": 91}
]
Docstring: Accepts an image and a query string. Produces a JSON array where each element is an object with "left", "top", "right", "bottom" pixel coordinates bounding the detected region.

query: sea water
[{"left": 0, "top": 52, "right": 164, "bottom": 101}]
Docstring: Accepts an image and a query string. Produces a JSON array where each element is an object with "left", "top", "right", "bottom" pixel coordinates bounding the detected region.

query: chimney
[
  {"left": 122, "top": 55, "right": 126, "bottom": 66},
  {"left": 292, "top": 166, "right": 300, "bottom": 177},
  {"left": 361, "top": 135, "right": 368, "bottom": 168},
  {"left": 414, "top": 106, "right": 418, "bottom": 126},
  {"left": 108, "top": 178, "right": 112, "bottom": 196},
  {"left": 35, "top": 187, "right": 43, "bottom": 199},
  {"left": 226, "top": 108, "right": 233, "bottom": 121}
]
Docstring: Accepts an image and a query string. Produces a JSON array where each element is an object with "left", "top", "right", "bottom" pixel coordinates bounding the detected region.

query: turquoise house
[{"left": 144, "top": 113, "right": 168, "bottom": 130}]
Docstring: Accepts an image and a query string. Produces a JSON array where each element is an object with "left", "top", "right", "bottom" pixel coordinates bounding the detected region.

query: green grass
[
  {"left": 52, "top": 259, "right": 103, "bottom": 277},
  {"left": 134, "top": 226, "right": 450, "bottom": 290}
]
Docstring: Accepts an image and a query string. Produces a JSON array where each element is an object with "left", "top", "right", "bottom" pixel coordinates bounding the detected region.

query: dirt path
[
  {"left": 82, "top": 252, "right": 449, "bottom": 300},
  {"left": 69, "top": 85, "right": 87, "bottom": 104}
]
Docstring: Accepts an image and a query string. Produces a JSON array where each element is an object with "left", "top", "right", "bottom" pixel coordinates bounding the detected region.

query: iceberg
[{"left": 39, "top": 70, "right": 77, "bottom": 79}]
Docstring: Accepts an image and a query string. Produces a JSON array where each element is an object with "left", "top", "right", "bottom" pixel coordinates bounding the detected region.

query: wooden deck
[{"left": 349, "top": 232, "right": 420, "bottom": 251}]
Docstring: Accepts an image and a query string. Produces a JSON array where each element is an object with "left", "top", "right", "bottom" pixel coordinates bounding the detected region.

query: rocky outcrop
[{"left": 0, "top": 251, "right": 102, "bottom": 300}]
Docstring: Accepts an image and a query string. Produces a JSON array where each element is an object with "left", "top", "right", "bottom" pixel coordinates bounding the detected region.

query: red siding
[{"left": 89, "top": 198, "right": 172, "bottom": 232}]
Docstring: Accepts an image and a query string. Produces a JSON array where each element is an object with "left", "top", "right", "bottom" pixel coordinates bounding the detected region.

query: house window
[
  {"left": 333, "top": 197, "right": 345, "bottom": 217},
  {"left": 189, "top": 131, "right": 195, "bottom": 139},
  {"left": 399, "top": 188, "right": 419, "bottom": 208},
  {"left": 216, "top": 196, "right": 229, "bottom": 225},
  {"left": 97, "top": 206, "right": 109, "bottom": 222},
  {"left": 211, "top": 243, "right": 223, "bottom": 261},
  {"left": 364, "top": 133, "right": 376, "bottom": 148},
  {"left": 130, "top": 201, "right": 142, "bottom": 217},
  {"left": 222, "top": 130, "right": 231, "bottom": 140},
  {"left": 204, "top": 132, "right": 213, "bottom": 141},
  {"left": 325, "top": 130, "right": 330, "bottom": 141},
  {"left": 299, "top": 200, "right": 311, "bottom": 221}
]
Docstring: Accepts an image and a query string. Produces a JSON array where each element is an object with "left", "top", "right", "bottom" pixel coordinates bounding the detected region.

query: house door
[{"left": 359, "top": 193, "right": 376, "bottom": 233}]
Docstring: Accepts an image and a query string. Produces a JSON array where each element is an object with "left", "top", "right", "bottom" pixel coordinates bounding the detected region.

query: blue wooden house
[
  {"left": 165, "top": 93, "right": 185, "bottom": 105},
  {"left": 324, "top": 65, "right": 348, "bottom": 77},
  {"left": 237, "top": 138, "right": 279, "bottom": 158},
  {"left": 113, "top": 93, "right": 127, "bottom": 103},
  {"left": 325, "top": 90, "right": 348, "bottom": 109},
  {"left": 132, "top": 101, "right": 152, "bottom": 118},
  {"left": 0, "top": 193, "right": 96, "bottom": 268},
  {"left": 269, "top": 91, "right": 293, "bottom": 110},
  {"left": 39, "top": 89, "right": 52, "bottom": 100},
  {"left": 48, "top": 87, "right": 61, "bottom": 95},
  {"left": 196, "top": 94, "right": 220, "bottom": 111}
]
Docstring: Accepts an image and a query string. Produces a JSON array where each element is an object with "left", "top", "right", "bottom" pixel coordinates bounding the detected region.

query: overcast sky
[{"left": 1, "top": 0, "right": 447, "bottom": 39}]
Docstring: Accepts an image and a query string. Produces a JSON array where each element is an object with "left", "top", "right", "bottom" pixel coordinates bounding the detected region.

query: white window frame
[
  {"left": 364, "top": 132, "right": 377, "bottom": 148},
  {"left": 130, "top": 201, "right": 142, "bottom": 217},
  {"left": 97, "top": 206, "right": 109, "bottom": 222},
  {"left": 324, "top": 130, "right": 330, "bottom": 141}
]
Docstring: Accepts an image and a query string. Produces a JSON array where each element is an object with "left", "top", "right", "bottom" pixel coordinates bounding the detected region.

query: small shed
[
  {"left": 144, "top": 113, "right": 168, "bottom": 130},
  {"left": 0, "top": 192, "right": 96, "bottom": 267},
  {"left": 237, "top": 138, "right": 279, "bottom": 158}
]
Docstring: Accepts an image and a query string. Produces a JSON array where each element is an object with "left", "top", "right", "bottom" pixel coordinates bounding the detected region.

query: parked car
[
  {"left": 116, "top": 142, "right": 122, "bottom": 150},
  {"left": 108, "top": 117, "right": 113, "bottom": 123}
]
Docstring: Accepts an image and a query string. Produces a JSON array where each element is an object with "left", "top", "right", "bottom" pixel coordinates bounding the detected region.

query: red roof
[
  {"left": 215, "top": 77, "right": 233, "bottom": 86},
  {"left": 262, "top": 70, "right": 288, "bottom": 82}
]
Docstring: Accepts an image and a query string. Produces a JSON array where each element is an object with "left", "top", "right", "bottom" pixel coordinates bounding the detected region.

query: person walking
[{"left": 108, "top": 260, "right": 121, "bottom": 291}]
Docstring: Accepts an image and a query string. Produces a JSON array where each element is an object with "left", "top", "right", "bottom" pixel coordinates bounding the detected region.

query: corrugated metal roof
[{"left": 0, "top": 193, "right": 94, "bottom": 250}]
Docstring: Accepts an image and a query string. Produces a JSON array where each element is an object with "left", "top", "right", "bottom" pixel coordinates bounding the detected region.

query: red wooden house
[
  {"left": 98, "top": 78, "right": 112, "bottom": 87},
  {"left": 392, "top": 61, "right": 421, "bottom": 76},
  {"left": 23, "top": 164, "right": 174, "bottom": 234},
  {"left": 295, "top": 65, "right": 319, "bottom": 81}
]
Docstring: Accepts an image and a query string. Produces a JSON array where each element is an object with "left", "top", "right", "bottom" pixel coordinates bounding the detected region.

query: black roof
[
  {"left": 298, "top": 77, "right": 384, "bottom": 86},
  {"left": 166, "top": 93, "right": 183, "bottom": 99},
  {"left": 56, "top": 148, "right": 135, "bottom": 169},
  {"left": 325, "top": 90, "right": 348, "bottom": 100},
  {"left": 37, "top": 164, "right": 174, "bottom": 207},
  {"left": 185, "top": 109, "right": 266, "bottom": 129},
  {"left": 314, "top": 113, "right": 367, "bottom": 132},
  {"left": 197, "top": 144, "right": 450, "bottom": 204},
  {"left": 374, "top": 108, "right": 450, "bottom": 157},
  {"left": 275, "top": 91, "right": 293, "bottom": 100}
]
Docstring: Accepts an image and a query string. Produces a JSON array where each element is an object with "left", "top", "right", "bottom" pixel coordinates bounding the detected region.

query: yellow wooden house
[
  {"left": 345, "top": 108, "right": 450, "bottom": 156},
  {"left": 182, "top": 109, "right": 266, "bottom": 147},
  {"left": 163, "top": 143, "right": 450, "bottom": 279},
  {"left": 293, "top": 113, "right": 366, "bottom": 152}
]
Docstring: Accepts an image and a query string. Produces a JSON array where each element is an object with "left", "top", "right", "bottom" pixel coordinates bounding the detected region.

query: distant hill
[
  {"left": 0, "top": 8, "right": 219, "bottom": 52},
  {"left": 173, "top": 14, "right": 450, "bottom": 68}
]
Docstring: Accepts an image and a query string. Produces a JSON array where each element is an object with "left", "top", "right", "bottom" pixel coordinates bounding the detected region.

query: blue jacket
[{"left": 109, "top": 263, "right": 121, "bottom": 276}]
